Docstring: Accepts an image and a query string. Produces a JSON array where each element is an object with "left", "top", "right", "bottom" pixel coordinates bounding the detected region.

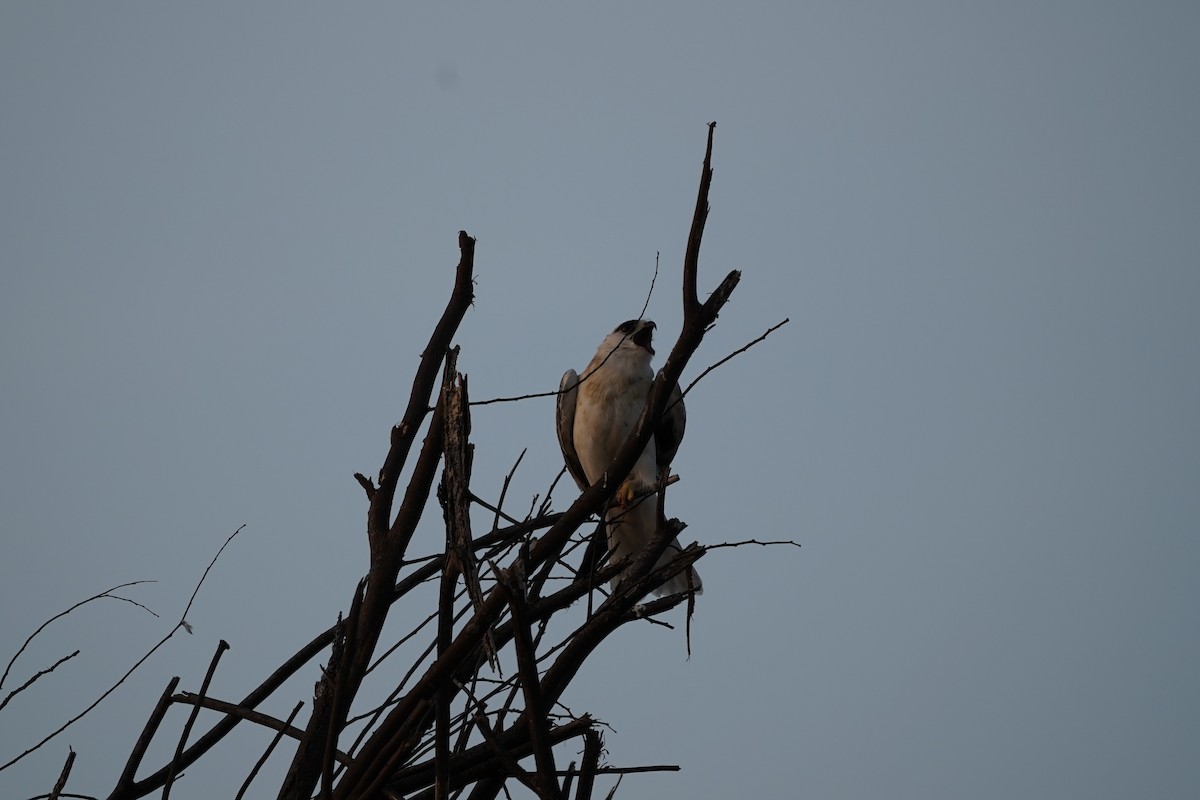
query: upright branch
[
  {"left": 279, "top": 233, "right": 476, "bottom": 800},
  {"left": 536, "top": 123, "right": 736, "bottom": 571},
  {"left": 682, "top": 121, "right": 716, "bottom": 315}
]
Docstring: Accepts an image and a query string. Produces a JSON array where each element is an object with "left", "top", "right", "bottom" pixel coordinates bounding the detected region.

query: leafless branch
[
  {"left": 491, "top": 448, "right": 526, "bottom": 531},
  {"left": 678, "top": 317, "right": 790, "bottom": 402},
  {"left": 0, "top": 650, "right": 80, "bottom": 712},
  {"left": 2, "top": 580, "right": 157, "bottom": 693},
  {"left": 353, "top": 472, "right": 376, "bottom": 500},
  {"left": 47, "top": 747, "right": 75, "bottom": 800},
  {"left": 167, "top": 693, "right": 347, "bottom": 761},
  {"left": 235, "top": 702, "right": 305, "bottom": 800},
  {"left": 573, "top": 730, "right": 602, "bottom": 800},
  {"left": 163, "top": 640, "right": 230, "bottom": 799},
  {"left": 707, "top": 538, "right": 803, "bottom": 550},
  {"left": 110, "top": 677, "right": 180, "bottom": 797}
]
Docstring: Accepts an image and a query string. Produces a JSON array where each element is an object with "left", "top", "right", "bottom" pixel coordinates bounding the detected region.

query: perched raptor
[{"left": 556, "top": 319, "right": 702, "bottom": 597}]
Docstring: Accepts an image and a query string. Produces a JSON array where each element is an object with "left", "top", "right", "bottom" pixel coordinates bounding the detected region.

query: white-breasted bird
[{"left": 556, "top": 319, "right": 701, "bottom": 597}]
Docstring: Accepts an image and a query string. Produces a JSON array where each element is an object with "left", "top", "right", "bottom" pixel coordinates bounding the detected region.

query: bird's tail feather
[{"left": 605, "top": 503, "right": 702, "bottom": 598}]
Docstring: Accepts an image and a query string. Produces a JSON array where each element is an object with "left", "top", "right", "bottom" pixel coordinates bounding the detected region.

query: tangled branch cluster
[{"left": 7, "top": 124, "right": 793, "bottom": 800}]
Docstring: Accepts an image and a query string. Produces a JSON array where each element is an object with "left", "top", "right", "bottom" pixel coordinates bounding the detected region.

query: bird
[{"left": 556, "top": 319, "right": 702, "bottom": 597}]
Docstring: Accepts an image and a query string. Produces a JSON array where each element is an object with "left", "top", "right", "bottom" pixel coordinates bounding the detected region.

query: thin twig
[
  {"left": 677, "top": 318, "right": 790, "bottom": 402},
  {"left": 706, "top": 538, "right": 802, "bottom": 550},
  {"left": 538, "top": 467, "right": 568, "bottom": 518},
  {"left": 2, "top": 527, "right": 242, "bottom": 773},
  {"left": 635, "top": 250, "right": 660, "bottom": 324},
  {"left": 471, "top": 493, "right": 522, "bottom": 528},
  {"left": 179, "top": 526, "right": 245, "bottom": 631},
  {"left": 0, "top": 650, "right": 79, "bottom": 712},
  {"left": 491, "top": 449, "right": 526, "bottom": 532},
  {"left": 1, "top": 580, "right": 157, "bottom": 692}
]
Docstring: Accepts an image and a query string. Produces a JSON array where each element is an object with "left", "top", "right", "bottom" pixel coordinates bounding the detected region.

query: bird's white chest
[{"left": 573, "top": 357, "right": 655, "bottom": 485}]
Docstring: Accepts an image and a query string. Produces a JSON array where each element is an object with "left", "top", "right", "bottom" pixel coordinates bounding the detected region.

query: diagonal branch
[
  {"left": 497, "top": 561, "right": 561, "bottom": 800},
  {"left": 110, "top": 677, "right": 180, "bottom": 797},
  {"left": 0, "top": 650, "right": 79, "bottom": 713},
  {"left": 369, "top": 231, "right": 476, "bottom": 552},
  {"left": 236, "top": 702, "right": 305, "bottom": 800},
  {"left": 47, "top": 747, "right": 76, "bottom": 800},
  {"left": 280, "top": 233, "right": 476, "bottom": 800},
  {"left": 163, "top": 640, "right": 230, "bottom": 799}
]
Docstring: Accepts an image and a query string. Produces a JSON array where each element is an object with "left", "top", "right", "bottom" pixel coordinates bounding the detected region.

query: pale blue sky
[{"left": 2, "top": 3, "right": 1198, "bottom": 798}]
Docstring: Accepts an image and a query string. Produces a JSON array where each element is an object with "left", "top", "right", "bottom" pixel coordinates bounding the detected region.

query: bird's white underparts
[{"left": 556, "top": 319, "right": 701, "bottom": 598}]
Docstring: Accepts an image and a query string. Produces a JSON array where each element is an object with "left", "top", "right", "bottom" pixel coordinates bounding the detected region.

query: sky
[{"left": 2, "top": 3, "right": 1198, "bottom": 798}]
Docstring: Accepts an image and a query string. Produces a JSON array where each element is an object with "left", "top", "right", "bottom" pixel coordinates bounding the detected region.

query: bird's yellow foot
[{"left": 614, "top": 479, "right": 653, "bottom": 508}]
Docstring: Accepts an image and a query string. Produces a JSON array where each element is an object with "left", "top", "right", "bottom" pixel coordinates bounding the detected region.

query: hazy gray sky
[{"left": 3, "top": 3, "right": 1198, "bottom": 798}]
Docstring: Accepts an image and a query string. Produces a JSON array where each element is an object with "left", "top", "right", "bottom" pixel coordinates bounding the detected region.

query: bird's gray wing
[
  {"left": 556, "top": 369, "right": 588, "bottom": 490},
  {"left": 655, "top": 381, "right": 686, "bottom": 475}
]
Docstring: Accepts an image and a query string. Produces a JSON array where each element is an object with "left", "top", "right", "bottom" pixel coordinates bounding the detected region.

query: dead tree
[{"left": 8, "top": 124, "right": 785, "bottom": 800}]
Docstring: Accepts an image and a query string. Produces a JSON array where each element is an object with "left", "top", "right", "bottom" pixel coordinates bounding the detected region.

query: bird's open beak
[{"left": 632, "top": 322, "right": 655, "bottom": 355}]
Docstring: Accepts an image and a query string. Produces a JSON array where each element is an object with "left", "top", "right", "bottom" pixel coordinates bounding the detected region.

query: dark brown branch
[
  {"left": 465, "top": 712, "right": 536, "bottom": 795},
  {"left": 235, "top": 702, "right": 305, "bottom": 800},
  {"left": 573, "top": 730, "right": 602, "bottom": 800},
  {"left": 387, "top": 716, "right": 597, "bottom": 797},
  {"left": 491, "top": 448, "right": 526, "bottom": 531},
  {"left": 440, "top": 350, "right": 489, "bottom": 643},
  {"left": 353, "top": 473, "right": 376, "bottom": 500},
  {"left": 368, "top": 231, "right": 476, "bottom": 551},
  {"left": 471, "top": 492, "right": 522, "bottom": 527},
  {"left": 47, "top": 748, "right": 76, "bottom": 800},
  {"left": 104, "top": 619, "right": 328, "bottom": 800},
  {"left": 436, "top": 347, "right": 485, "bottom": 799},
  {"left": 163, "top": 639, "right": 230, "bottom": 799},
  {"left": 110, "top": 677, "right": 180, "bottom": 797},
  {"left": 435, "top": 550, "right": 455, "bottom": 800},
  {"left": 358, "top": 546, "right": 684, "bottom": 798},
  {"left": 682, "top": 122, "right": 716, "bottom": 314},
  {"left": 167, "top": 694, "right": 350, "bottom": 764},
  {"left": 498, "top": 563, "right": 561, "bottom": 800},
  {"left": 284, "top": 234, "right": 475, "bottom": 800},
  {"left": 323, "top": 582, "right": 366, "bottom": 800},
  {"left": 115, "top": 509, "right": 552, "bottom": 796}
]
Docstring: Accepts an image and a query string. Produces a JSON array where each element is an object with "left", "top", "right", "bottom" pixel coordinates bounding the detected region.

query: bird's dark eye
[{"left": 615, "top": 320, "right": 638, "bottom": 334}]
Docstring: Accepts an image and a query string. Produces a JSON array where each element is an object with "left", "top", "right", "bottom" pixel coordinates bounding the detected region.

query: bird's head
[{"left": 612, "top": 319, "right": 656, "bottom": 356}]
